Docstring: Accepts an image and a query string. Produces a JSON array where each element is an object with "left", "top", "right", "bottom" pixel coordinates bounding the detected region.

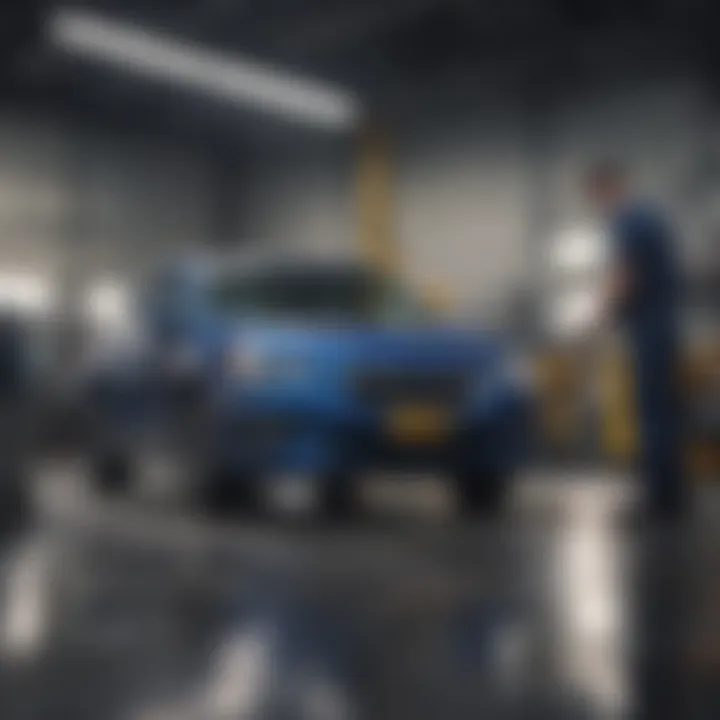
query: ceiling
[{"left": 1, "top": 0, "right": 717, "bottom": 148}]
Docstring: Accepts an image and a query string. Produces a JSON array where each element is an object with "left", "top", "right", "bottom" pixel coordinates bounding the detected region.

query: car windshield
[{"left": 210, "top": 266, "right": 430, "bottom": 324}]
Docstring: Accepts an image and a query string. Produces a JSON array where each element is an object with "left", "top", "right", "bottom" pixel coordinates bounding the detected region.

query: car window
[{"left": 210, "top": 268, "right": 429, "bottom": 324}]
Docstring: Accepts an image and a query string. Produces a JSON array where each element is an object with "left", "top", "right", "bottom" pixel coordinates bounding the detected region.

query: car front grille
[{"left": 353, "top": 368, "right": 471, "bottom": 406}]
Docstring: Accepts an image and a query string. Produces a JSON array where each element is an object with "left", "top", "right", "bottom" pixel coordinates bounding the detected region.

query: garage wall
[
  {"left": 396, "top": 106, "right": 529, "bottom": 317},
  {"left": 235, "top": 141, "right": 356, "bottom": 256},
  {"left": 0, "top": 112, "right": 214, "bottom": 313},
  {"left": 0, "top": 117, "right": 68, "bottom": 281},
  {"left": 545, "top": 78, "right": 706, "bottom": 262},
  {"left": 231, "top": 76, "right": 708, "bottom": 318},
  {"left": 231, "top": 110, "right": 529, "bottom": 315},
  {"left": 397, "top": 78, "right": 707, "bottom": 317},
  {"left": 74, "top": 131, "right": 213, "bottom": 278}
]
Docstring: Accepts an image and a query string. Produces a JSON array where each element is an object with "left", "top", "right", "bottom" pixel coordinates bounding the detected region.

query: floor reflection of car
[{"left": 86, "top": 256, "right": 531, "bottom": 517}]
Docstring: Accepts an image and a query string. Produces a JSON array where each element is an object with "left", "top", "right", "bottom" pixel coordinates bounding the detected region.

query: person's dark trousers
[{"left": 631, "top": 320, "right": 686, "bottom": 520}]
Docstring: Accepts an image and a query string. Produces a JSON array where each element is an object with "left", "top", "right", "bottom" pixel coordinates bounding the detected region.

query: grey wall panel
[
  {"left": 0, "top": 113, "right": 214, "bottom": 314},
  {"left": 397, "top": 110, "right": 528, "bottom": 316},
  {"left": 236, "top": 148, "right": 356, "bottom": 257},
  {"left": 76, "top": 133, "right": 213, "bottom": 279},
  {"left": 0, "top": 116, "right": 68, "bottom": 278}
]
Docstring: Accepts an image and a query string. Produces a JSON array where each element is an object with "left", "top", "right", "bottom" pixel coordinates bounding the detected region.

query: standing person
[{"left": 586, "top": 162, "right": 686, "bottom": 522}]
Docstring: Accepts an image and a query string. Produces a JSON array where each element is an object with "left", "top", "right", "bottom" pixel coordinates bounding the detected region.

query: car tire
[
  {"left": 200, "top": 470, "right": 261, "bottom": 517},
  {"left": 91, "top": 452, "right": 131, "bottom": 496},
  {"left": 454, "top": 469, "right": 509, "bottom": 518},
  {"left": 319, "top": 473, "right": 358, "bottom": 521}
]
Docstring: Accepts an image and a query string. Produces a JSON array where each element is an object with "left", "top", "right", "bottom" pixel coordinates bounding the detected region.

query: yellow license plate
[{"left": 386, "top": 404, "right": 452, "bottom": 445}]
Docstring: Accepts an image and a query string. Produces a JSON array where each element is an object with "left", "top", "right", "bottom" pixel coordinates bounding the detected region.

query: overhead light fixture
[{"left": 48, "top": 9, "right": 362, "bottom": 131}]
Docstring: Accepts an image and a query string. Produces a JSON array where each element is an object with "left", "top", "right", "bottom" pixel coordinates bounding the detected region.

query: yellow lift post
[{"left": 356, "top": 123, "right": 399, "bottom": 272}]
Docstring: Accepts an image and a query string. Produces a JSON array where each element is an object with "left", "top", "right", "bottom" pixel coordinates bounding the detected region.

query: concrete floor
[{"left": 0, "top": 467, "right": 719, "bottom": 719}]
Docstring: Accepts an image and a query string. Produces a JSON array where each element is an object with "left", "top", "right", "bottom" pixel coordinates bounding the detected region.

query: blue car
[{"left": 86, "top": 256, "right": 531, "bottom": 517}]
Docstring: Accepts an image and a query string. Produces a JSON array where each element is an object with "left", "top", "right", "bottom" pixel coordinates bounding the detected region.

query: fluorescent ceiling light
[{"left": 48, "top": 9, "right": 362, "bottom": 131}]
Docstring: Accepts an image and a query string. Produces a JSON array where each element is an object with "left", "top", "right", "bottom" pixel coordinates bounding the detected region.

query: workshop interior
[{"left": 0, "top": 1, "right": 718, "bottom": 719}]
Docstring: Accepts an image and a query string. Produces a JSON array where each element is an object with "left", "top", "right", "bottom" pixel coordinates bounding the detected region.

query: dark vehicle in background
[{"left": 0, "top": 312, "right": 34, "bottom": 525}]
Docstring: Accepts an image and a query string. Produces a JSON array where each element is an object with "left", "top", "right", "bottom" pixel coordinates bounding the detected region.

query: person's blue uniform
[{"left": 610, "top": 202, "right": 685, "bottom": 517}]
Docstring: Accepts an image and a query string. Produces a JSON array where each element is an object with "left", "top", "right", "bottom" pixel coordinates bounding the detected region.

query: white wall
[{"left": 397, "top": 109, "right": 528, "bottom": 315}]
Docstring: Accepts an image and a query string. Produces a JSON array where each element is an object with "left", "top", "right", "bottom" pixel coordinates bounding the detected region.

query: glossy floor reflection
[{"left": 0, "top": 470, "right": 719, "bottom": 719}]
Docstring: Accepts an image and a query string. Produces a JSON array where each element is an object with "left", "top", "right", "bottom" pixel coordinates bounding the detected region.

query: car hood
[{"left": 216, "top": 321, "right": 500, "bottom": 371}]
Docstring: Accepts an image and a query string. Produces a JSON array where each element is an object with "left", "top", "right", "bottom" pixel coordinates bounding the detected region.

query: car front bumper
[{"left": 209, "top": 383, "right": 531, "bottom": 478}]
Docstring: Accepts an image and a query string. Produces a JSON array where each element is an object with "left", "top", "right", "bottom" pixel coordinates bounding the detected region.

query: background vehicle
[
  {"left": 0, "top": 312, "right": 36, "bottom": 527},
  {"left": 86, "top": 256, "right": 531, "bottom": 518}
]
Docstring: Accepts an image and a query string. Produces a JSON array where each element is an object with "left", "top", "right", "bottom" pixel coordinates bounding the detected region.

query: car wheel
[
  {"left": 319, "top": 473, "right": 358, "bottom": 521},
  {"left": 454, "top": 469, "right": 509, "bottom": 518},
  {"left": 200, "top": 470, "right": 261, "bottom": 517},
  {"left": 91, "top": 452, "right": 131, "bottom": 495}
]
